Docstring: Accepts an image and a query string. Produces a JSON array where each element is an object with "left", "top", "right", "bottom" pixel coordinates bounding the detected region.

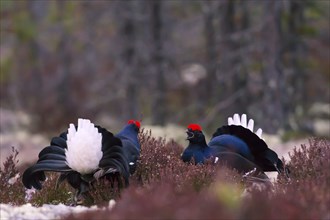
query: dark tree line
[{"left": 0, "top": 0, "right": 329, "bottom": 134}]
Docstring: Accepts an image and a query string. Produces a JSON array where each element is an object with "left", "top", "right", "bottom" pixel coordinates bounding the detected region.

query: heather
[
  {"left": 0, "top": 148, "right": 25, "bottom": 205},
  {"left": 1, "top": 131, "right": 329, "bottom": 219}
]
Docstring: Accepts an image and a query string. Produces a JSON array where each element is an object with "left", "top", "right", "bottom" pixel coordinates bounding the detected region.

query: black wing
[{"left": 214, "top": 151, "right": 261, "bottom": 173}]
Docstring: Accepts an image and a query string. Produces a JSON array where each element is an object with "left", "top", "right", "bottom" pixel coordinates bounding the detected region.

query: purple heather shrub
[
  {"left": 131, "top": 129, "right": 218, "bottom": 192},
  {"left": 0, "top": 147, "right": 25, "bottom": 205},
  {"left": 28, "top": 173, "right": 73, "bottom": 206},
  {"left": 1, "top": 132, "right": 330, "bottom": 220},
  {"left": 67, "top": 137, "right": 330, "bottom": 220}
]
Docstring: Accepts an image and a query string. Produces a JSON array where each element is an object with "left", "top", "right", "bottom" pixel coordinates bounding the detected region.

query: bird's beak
[{"left": 186, "top": 130, "right": 194, "bottom": 140}]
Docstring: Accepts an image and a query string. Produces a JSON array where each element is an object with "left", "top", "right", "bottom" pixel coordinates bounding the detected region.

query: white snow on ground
[{"left": 0, "top": 200, "right": 116, "bottom": 220}]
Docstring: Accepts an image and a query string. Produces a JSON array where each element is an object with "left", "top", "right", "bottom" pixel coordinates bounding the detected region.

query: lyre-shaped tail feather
[
  {"left": 96, "top": 137, "right": 130, "bottom": 187},
  {"left": 212, "top": 125, "right": 268, "bottom": 155},
  {"left": 50, "top": 136, "right": 67, "bottom": 149},
  {"left": 212, "top": 114, "right": 283, "bottom": 173},
  {"left": 22, "top": 121, "right": 130, "bottom": 192},
  {"left": 23, "top": 130, "right": 70, "bottom": 190},
  {"left": 214, "top": 113, "right": 266, "bottom": 151},
  {"left": 22, "top": 161, "right": 72, "bottom": 189},
  {"left": 227, "top": 114, "right": 262, "bottom": 138},
  {"left": 83, "top": 124, "right": 127, "bottom": 185},
  {"left": 38, "top": 146, "right": 66, "bottom": 158}
]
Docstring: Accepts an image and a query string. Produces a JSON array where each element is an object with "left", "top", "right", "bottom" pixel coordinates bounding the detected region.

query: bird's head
[
  {"left": 127, "top": 120, "right": 141, "bottom": 131},
  {"left": 186, "top": 124, "right": 204, "bottom": 142}
]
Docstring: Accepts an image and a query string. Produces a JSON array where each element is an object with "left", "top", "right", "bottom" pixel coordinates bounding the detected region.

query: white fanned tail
[
  {"left": 65, "top": 118, "right": 103, "bottom": 174},
  {"left": 227, "top": 113, "right": 263, "bottom": 139}
]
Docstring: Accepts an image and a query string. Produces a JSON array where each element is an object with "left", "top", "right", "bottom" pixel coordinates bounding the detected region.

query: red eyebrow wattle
[
  {"left": 128, "top": 120, "right": 140, "bottom": 128},
  {"left": 187, "top": 124, "right": 202, "bottom": 131}
]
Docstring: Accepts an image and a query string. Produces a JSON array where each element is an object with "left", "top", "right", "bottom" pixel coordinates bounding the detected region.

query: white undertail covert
[
  {"left": 65, "top": 119, "right": 103, "bottom": 174},
  {"left": 227, "top": 114, "right": 263, "bottom": 139}
]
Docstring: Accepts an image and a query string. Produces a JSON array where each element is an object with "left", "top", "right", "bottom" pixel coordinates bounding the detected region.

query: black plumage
[
  {"left": 22, "top": 121, "right": 131, "bottom": 204},
  {"left": 182, "top": 114, "right": 289, "bottom": 177}
]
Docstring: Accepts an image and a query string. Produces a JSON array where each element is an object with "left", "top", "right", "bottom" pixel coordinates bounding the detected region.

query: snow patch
[{"left": 0, "top": 200, "right": 116, "bottom": 220}]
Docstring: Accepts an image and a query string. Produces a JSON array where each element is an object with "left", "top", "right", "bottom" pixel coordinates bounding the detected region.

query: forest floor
[{"left": 0, "top": 110, "right": 327, "bottom": 220}]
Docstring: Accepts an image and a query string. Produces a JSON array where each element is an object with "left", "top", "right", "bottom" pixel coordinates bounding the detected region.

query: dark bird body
[
  {"left": 182, "top": 114, "right": 286, "bottom": 175},
  {"left": 22, "top": 119, "right": 140, "bottom": 204},
  {"left": 115, "top": 120, "right": 141, "bottom": 174}
]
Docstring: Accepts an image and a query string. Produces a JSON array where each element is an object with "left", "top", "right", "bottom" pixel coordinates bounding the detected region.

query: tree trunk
[
  {"left": 57, "top": 1, "right": 73, "bottom": 117},
  {"left": 202, "top": 1, "right": 217, "bottom": 106},
  {"left": 117, "top": 1, "right": 139, "bottom": 119},
  {"left": 28, "top": 1, "right": 47, "bottom": 109},
  {"left": 261, "top": 0, "right": 286, "bottom": 133},
  {"left": 287, "top": 0, "right": 307, "bottom": 127},
  {"left": 150, "top": 0, "right": 166, "bottom": 125},
  {"left": 232, "top": 0, "right": 249, "bottom": 114},
  {"left": 219, "top": 0, "right": 248, "bottom": 114},
  {"left": 218, "top": 0, "right": 236, "bottom": 100}
]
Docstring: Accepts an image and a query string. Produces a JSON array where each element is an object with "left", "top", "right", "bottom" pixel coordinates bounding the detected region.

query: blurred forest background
[{"left": 0, "top": 0, "right": 329, "bottom": 141}]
